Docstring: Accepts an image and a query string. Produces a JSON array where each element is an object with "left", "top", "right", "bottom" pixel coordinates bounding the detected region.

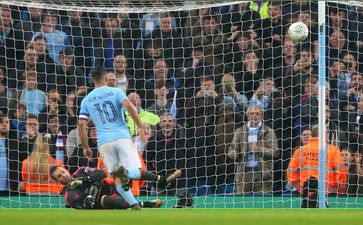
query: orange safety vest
[
  {"left": 97, "top": 152, "right": 146, "bottom": 196},
  {"left": 21, "top": 157, "right": 64, "bottom": 194},
  {"left": 287, "top": 138, "right": 348, "bottom": 194}
]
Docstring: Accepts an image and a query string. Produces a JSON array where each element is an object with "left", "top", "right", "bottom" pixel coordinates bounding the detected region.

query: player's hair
[
  {"left": 49, "top": 165, "right": 60, "bottom": 181},
  {"left": 92, "top": 67, "right": 106, "bottom": 83}
]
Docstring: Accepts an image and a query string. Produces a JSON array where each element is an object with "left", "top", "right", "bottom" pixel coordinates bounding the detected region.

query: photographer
[
  {"left": 339, "top": 72, "right": 363, "bottom": 133},
  {"left": 219, "top": 73, "right": 248, "bottom": 114},
  {"left": 248, "top": 77, "right": 276, "bottom": 110}
]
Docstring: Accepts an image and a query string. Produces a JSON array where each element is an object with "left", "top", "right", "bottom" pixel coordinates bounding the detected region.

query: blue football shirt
[{"left": 79, "top": 86, "right": 131, "bottom": 146}]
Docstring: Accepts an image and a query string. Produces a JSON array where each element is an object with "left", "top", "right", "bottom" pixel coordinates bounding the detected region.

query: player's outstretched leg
[
  {"left": 158, "top": 170, "right": 182, "bottom": 188},
  {"left": 114, "top": 166, "right": 182, "bottom": 189},
  {"left": 140, "top": 199, "right": 163, "bottom": 208}
]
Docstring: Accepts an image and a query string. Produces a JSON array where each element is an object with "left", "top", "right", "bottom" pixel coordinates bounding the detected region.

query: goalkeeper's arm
[{"left": 69, "top": 169, "right": 107, "bottom": 189}]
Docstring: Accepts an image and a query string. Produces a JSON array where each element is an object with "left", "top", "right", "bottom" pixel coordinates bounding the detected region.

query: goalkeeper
[{"left": 49, "top": 166, "right": 162, "bottom": 210}]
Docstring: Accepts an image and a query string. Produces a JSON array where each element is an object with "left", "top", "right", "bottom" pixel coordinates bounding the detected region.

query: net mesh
[{"left": 0, "top": 0, "right": 362, "bottom": 209}]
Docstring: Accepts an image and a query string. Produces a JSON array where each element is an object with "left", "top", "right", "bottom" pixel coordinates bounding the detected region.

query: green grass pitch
[{"left": 1, "top": 209, "right": 363, "bottom": 225}]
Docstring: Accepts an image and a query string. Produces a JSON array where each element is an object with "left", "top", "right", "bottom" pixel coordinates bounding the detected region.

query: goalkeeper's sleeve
[{"left": 78, "top": 169, "right": 107, "bottom": 184}]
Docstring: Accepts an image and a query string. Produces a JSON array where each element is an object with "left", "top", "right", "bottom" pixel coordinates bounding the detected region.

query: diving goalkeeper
[{"left": 50, "top": 166, "right": 162, "bottom": 209}]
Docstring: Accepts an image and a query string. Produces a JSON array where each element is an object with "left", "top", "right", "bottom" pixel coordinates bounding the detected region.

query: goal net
[{"left": 0, "top": 0, "right": 362, "bottom": 209}]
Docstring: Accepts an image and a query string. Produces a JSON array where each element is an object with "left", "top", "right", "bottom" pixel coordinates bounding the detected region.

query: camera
[{"left": 343, "top": 61, "right": 352, "bottom": 69}]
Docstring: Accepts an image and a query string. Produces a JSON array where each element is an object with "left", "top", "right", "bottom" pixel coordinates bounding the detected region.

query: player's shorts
[{"left": 99, "top": 138, "right": 142, "bottom": 173}]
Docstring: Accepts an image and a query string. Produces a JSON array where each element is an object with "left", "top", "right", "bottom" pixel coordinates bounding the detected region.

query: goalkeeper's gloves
[
  {"left": 83, "top": 195, "right": 96, "bottom": 209},
  {"left": 68, "top": 179, "right": 83, "bottom": 190}
]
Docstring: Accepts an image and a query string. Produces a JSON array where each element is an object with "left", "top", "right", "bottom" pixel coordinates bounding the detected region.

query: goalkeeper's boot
[
  {"left": 141, "top": 199, "right": 163, "bottom": 208},
  {"left": 110, "top": 166, "right": 131, "bottom": 191},
  {"left": 159, "top": 170, "right": 182, "bottom": 188}
]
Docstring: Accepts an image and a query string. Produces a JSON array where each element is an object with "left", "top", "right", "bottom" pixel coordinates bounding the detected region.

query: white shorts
[{"left": 99, "top": 138, "right": 142, "bottom": 173}]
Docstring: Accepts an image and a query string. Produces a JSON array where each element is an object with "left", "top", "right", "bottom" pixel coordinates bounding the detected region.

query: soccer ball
[{"left": 288, "top": 22, "right": 309, "bottom": 43}]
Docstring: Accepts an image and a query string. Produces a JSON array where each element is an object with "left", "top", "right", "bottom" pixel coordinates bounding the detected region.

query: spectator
[
  {"left": 144, "top": 12, "right": 190, "bottom": 69},
  {"left": 106, "top": 72, "right": 116, "bottom": 87},
  {"left": 337, "top": 53, "right": 359, "bottom": 98},
  {"left": 113, "top": 54, "right": 135, "bottom": 93},
  {"left": 0, "top": 6, "right": 16, "bottom": 72},
  {"left": 221, "top": 2, "right": 261, "bottom": 36},
  {"left": 52, "top": 48, "right": 86, "bottom": 100},
  {"left": 328, "top": 30, "right": 350, "bottom": 62},
  {"left": 19, "top": 114, "right": 40, "bottom": 166},
  {"left": 214, "top": 103, "right": 238, "bottom": 193},
  {"left": 44, "top": 115, "right": 67, "bottom": 164},
  {"left": 66, "top": 125, "right": 81, "bottom": 158},
  {"left": 260, "top": 1, "right": 288, "bottom": 49},
  {"left": 15, "top": 7, "right": 43, "bottom": 52},
  {"left": 342, "top": 52, "right": 359, "bottom": 74},
  {"left": 68, "top": 122, "right": 98, "bottom": 174},
  {"left": 192, "top": 15, "right": 230, "bottom": 77},
  {"left": 20, "top": 135, "right": 64, "bottom": 195},
  {"left": 248, "top": 77, "right": 276, "bottom": 110},
  {"left": 9, "top": 47, "right": 39, "bottom": 90},
  {"left": 0, "top": 115, "right": 18, "bottom": 194},
  {"left": 134, "top": 40, "right": 163, "bottom": 81},
  {"left": 38, "top": 89, "right": 65, "bottom": 132},
  {"left": 341, "top": 149, "right": 363, "bottom": 196},
  {"left": 228, "top": 104, "right": 279, "bottom": 195},
  {"left": 93, "top": 14, "right": 133, "bottom": 70},
  {"left": 146, "top": 80, "right": 173, "bottom": 117},
  {"left": 140, "top": 12, "right": 176, "bottom": 38},
  {"left": 34, "top": 10, "right": 71, "bottom": 64},
  {"left": 323, "top": 105, "right": 348, "bottom": 149},
  {"left": 347, "top": 93, "right": 363, "bottom": 153},
  {"left": 64, "top": 91, "right": 78, "bottom": 132},
  {"left": 126, "top": 92, "right": 160, "bottom": 137},
  {"left": 19, "top": 71, "right": 47, "bottom": 116},
  {"left": 177, "top": 46, "right": 213, "bottom": 99},
  {"left": 228, "top": 31, "right": 261, "bottom": 75},
  {"left": 31, "top": 35, "right": 56, "bottom": 77},
  {"left": 235, "top": 49, "right": 264, "bottom": 99},
  {"left": 291, "top": 49, "right": 317, "bottom": 105},
  {"left": 145, "top": 112, "right": 186, "bottom": 194},
  {"left": 219, "top": 73, "right": 248, "bottom": 114},
  {"left": 339, "top": 72, "right": 363, "bottom": 132},
  {"left": 298, "top": 129, "right": 312, "bottom": 147},
  {"left": 145, "top": 59, "right": 177, "bottom": 107},
  {"left": 184, "top": 8, "right": 212, "bottom": 38},
  {"left": 185, "top": 76, "right": 222, "bottom": 188},
  {"left": 329, "top": 59, "right": 346, "bottom": 100},
  {"left": 59, "top": 10, "right": 93, "bottom": 74},
  {"left": 9, "top": 103, "right": 26, "bottom": 139},
  {"left": 0, "top": 67, "right": 14, "bottom": 114},
  {"left": 287, "top": 125, "right": 347, "bottom": 199}
]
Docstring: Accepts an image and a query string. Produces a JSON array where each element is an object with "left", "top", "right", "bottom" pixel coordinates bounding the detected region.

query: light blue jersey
[{"left": 79, "top": 86, "right": 131, "bottom": 146}]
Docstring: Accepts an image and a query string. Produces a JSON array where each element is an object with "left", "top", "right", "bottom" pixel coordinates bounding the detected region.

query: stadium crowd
[{"left": 0, "top": 0, "right": 362, "bottom": 197}]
